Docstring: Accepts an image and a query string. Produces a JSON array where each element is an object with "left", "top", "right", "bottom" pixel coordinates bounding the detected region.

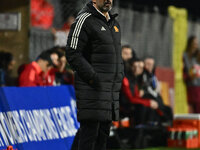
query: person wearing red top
[
  {"left": 120, "top": 58, "right": 159, "bottom": 126},
  {"left": 19, "top": 51, "right": 54, "bottom": 87},
  {"left": 121, "top": 59, "right": 158, "bottom": 109},
  {"left": 122, "top": 77, "right": 151, "bottom": 107}
]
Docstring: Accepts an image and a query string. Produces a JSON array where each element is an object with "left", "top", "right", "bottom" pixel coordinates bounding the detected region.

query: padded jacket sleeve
[{"left": 66, "top": 13, "right": 98, "bottom": 85}]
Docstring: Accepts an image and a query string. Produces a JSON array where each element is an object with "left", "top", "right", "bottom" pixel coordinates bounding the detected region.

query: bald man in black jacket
[{"left": 66, "top": 0, "right": 123, "bottom": 149}]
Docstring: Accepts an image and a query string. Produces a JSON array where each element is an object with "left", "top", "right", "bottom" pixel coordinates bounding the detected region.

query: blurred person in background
[
  {"left": 0, "top": 51, "right": 16, "bottom": 86},
  {"left": 139, "top": 56, "right": 173, "bottom": 125},
  {"left": 46, "top": 47, "right": 74, "bottom": 86},
  {"left": 19, "top": 50, "right": 54, "bottom": 87},
  {"left": 120, "top": 58, "right": 159, "bottom": 126},
  {"left": 140, "top": 56, "right": 160, "bottom": 99},
  {"left": 121, "top": 45, "right": 134, "bottom": 62},
  {"left": 183, "top": 36, "right": 200, "bottom": 113},
  {"left": 45, "top": 47, "right": 60, "bottom": 86},
  {"left": 121, "top": 45, "right": 136, "bottom": 75},
  {"left": 55, "top": 47, "right": 74, "bottom": 85},
  {"left": 51, "top": 15, "right": 75, "bottom": 47}
]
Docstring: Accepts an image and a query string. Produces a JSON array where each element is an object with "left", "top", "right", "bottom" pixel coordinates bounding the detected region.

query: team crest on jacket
[{"left": 114, "top": 26, "right": 119, "bottom": 32}]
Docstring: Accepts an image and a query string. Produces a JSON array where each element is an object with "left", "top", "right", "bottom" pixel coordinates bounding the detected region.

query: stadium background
[
  {"left": 2, "top": 0, "right": 200, "bottom": 114},
  {"left": 1, "top": 0, "right": 200, "bottom": 149}
]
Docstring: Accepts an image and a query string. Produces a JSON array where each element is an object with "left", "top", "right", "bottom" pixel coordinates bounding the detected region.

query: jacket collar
[{"left": 93, "top": 5, "right": 111, "bottom": 21}]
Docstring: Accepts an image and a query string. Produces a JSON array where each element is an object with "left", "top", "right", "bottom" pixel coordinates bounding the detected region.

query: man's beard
[{"left": 99, "top": 2, "right": 112, "bottom": 13}]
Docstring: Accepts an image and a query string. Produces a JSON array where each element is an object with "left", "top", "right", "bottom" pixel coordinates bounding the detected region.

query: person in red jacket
[
  {"left": 121, "top": 58, "right": 158, "bottom": 107},
  {"left": 19, "top": 51, "right": 54, "bottom": 87},
  {"left": 120, "top": 58, "right": 159, "bottom": 126},
  {"left": 122, "top": 77, "right": 157, "bottom": 108}
]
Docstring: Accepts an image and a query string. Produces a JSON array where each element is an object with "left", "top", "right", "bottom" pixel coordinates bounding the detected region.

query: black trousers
[{"left": 71, "top": 121, "right": 112, "bottom": 150}]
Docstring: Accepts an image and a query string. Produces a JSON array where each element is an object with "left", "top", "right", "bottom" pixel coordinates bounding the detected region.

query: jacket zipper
[{"left": 108, "top": 21, "right": 118, "bottom": 118}]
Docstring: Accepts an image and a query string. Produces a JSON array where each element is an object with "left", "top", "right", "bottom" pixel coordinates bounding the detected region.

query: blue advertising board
[{"left": 0, "top": 85, "right": 79, "bottom": 150}]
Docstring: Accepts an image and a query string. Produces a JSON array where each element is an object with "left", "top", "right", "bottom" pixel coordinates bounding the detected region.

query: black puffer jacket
[{"left": 66, "top": 2, "right": 124, "bottom": 122}]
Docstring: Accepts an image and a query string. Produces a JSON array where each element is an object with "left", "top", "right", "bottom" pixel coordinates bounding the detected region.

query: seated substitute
[{"left": 19, "top": 51, "right": 54, "bottom": 87}]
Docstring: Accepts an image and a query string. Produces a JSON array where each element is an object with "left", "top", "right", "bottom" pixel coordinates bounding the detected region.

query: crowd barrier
[{"left": 0, "top": 85, "right": 79, "bottom": 150}]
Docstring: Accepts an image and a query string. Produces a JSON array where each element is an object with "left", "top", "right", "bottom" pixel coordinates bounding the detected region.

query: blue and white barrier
[{"left": 0, "top": 86, "right": 79, "bottom": 150}]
